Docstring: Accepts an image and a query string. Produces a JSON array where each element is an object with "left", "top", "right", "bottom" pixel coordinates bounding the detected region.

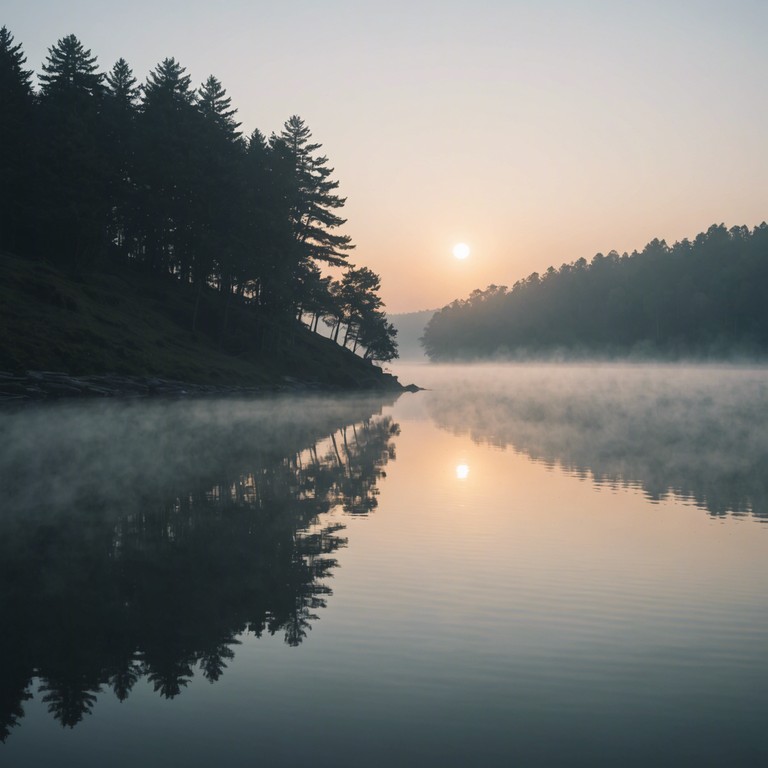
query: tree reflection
[
  {"left": 426, "top": 367, "right": 768, "bottom": 520},
  {"left": 0, "top": 396, "right": 399, "bottom": 737},
  {"left": 39, "top": 679, "right": 101, "bottom": 729}
]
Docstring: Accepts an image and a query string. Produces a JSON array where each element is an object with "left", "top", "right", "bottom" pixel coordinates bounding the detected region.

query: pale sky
[{"left": 4, "top": 1, "right": 768, "bottom": 312}]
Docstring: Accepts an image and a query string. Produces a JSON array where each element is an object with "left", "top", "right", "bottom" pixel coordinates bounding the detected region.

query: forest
[
  {"left": 0, "top": 27, "right": 397, "bottom": 363},
  {"left": 422, "top": 223, "right": 768, "bottom": 359}
]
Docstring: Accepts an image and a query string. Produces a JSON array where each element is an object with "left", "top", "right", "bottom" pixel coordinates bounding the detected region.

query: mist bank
[
  {"left": 422, "top": 224, "right": 768, "bottom": 361},
  {"left": 0, "top": 393, "right": 399, "bottom": 518},
  {"left": 422, "top": 363, "right": 768, "bottom": 521}
]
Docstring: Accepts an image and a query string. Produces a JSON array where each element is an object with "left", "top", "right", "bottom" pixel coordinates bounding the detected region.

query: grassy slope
[{"left": 0, "top": 252, "right": 398, "bottom": 389}]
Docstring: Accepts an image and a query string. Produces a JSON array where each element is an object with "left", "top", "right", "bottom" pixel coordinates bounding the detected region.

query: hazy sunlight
[{"left": 455, "top": 463, "right": 470, "bottom": 480}]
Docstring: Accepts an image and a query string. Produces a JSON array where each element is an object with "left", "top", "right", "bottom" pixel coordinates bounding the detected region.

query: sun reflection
[{"left": 455, "top": 464, "right": 470, "bottom": 480}]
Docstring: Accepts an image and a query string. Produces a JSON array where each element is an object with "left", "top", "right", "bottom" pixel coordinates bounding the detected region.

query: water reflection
[
  {"left": 0, "top": 396, "right": 399, "bottom": 738},
  {"left": 455, "top": 464, "right": 470, "bottom": 480},
  {"left": 425, "top": 365, "right": 768, "bottom": 519}
]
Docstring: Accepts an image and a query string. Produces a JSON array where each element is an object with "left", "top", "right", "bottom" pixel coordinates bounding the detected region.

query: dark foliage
[
  {"left": 422, "top": 224, "right": 768, "bottom": 359},
  {"left": 0, "top": 26, "right": 35, "bottom": 254}
]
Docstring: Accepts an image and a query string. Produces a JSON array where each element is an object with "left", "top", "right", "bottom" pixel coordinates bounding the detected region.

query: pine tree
[
  {"left": 0, "top": 26, "right": 33, "bottom": 101},
  {"left": 241, "top": 129, "right": 299, "bottom": 314},
  {"left": 360, "top": 313, "right": 398, "bottom": 362},
  {"left": 275, "top": 115, "right": 354, "bottom": 267},
  {"left": 0, "top": 26, "right": 35, "bottom": 252},
  {"left": 36, "top": 34, "right": 108, "bottom": 267},
  {"left": 105, "top": 57, "right": 139, "bottom": 108},
  {"left": 104, "top": 59, "right": 140, "bottom": 256},
  {"left": 142, "top": 57, "right": 194, "bottom": 107},
  {"left": 194, "top": 75, "right": 247, "bottom": 329},
  {"left": 133, "top": 58, "right": 201, "bottom": 276},
  {"left": 197, "top": 75, "right": 241, "bottom": 141},
  {"left": 39, "top": 34, "right": 103, "bottom": 98},
  {"left": 338, "top": 266, "right": 384, "bottom": 347}
]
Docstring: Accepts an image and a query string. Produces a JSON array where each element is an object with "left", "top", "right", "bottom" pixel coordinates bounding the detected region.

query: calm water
[{"left": 2, "top": 363, "right": 768, "bottom": 767}]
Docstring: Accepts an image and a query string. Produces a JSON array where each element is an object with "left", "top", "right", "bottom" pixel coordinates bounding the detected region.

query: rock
[{"left": 0, "top": 368, "right": 413, "bottom": 404}]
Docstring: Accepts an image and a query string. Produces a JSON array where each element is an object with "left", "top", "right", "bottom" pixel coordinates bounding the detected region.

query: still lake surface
[{"left": 1, "top": 363, "right": 768, "bottom": 767}]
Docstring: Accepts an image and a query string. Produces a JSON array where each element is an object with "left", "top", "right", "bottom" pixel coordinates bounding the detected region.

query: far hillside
[
  {"left": 422, "top": 223, "right": 768, "bottom": 360},
  {"left": 388, "top": 310, "right": 436, "bottom": 360}
]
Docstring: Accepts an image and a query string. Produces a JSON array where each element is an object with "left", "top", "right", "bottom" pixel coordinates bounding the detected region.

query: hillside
[
  {"left": 422, "top": 224, "right": 768, "bottom": 360},
  {"left": 0, "top": 252, "right": 403, "bottom": 392},
  {"left": 388, "top": 309, "right": 436, "bottom": 360}
]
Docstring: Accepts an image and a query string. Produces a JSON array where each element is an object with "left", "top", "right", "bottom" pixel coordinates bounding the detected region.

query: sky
[{"left": 4, "top": 0, "right": 768, "bottom": 312}]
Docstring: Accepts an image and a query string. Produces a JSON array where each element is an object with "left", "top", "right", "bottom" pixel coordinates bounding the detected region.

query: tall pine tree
[
  {"left": 36, "top": 34, "right": 108, "bottom": 268},
  {"left": 0, "top": 26, "right": 35, "bottom": 252},
  {"left": 39, "top": 34, "right": 103, "bottom": 98},
  {"left": 193, "top": 75, "right": 246, "bottom": 330},
  {"left": 197, "top": 75, "right": 241, "bottom": 142},
  {"left": 104, "top": 58, "right": 140, "bottom": 256},
  {"left": 134, "top": 58, "right": 200, "bottom": 275},
  {"left": 276, "top": 115, "right": 354, "bottom": 268}
]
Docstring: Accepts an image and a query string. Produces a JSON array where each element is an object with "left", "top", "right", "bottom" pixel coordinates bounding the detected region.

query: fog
[
  {"left": 419, "top": 362, "right": 768, "bottom": 520},
  {"left": 0, "top": 393, "right": 398, "bottom": 522},
  {"left": 2, "top": 366, "right": 768, "bottom": 745},
  {"left": 0, "top": 394, "right": 404, "bottom": 735}
]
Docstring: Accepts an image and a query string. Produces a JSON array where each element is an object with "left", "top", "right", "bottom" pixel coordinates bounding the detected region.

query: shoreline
[{"left": 0, "top": 370, "right": 416, "bottom": 404}]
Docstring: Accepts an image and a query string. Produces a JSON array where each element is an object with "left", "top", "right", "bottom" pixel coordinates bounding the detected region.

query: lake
[{"left": 2, "top": 363, "right": 768, "bottom": 767}]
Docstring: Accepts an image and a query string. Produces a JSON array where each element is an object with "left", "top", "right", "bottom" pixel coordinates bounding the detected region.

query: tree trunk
[
  {"left": 192, "top": 281, "right": 203, "bottom": 332},
  {"left": 218, "top": 288, "right": 231, "bottom": 349}
]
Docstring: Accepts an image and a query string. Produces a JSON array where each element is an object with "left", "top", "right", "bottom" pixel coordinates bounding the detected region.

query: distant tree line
[
  {"left": 0, "top": 27, "right": 397, "bottom": 361},
  {"left": 422, "top": 224, "right": 768, "bottom": 359}
]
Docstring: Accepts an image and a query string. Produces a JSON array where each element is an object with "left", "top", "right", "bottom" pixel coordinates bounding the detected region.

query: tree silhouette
[
  {"left": 105, "top": 57, "right": 139, "bottom": 108},
  {"left": 0, "top": 28, "right": 395, "bottom": 364},
  {"left": 39, "top": 34, "right": 103, "bottom": 98},
  {"left": 0, "top": 675, "right": 31, "bottom": 742},
  {"left": 133, "top": 57, "right": 201, "bottom": 277},
  {"left": 0, "top": 26, "right": 35, "bottom": 253},
  {"left": 193, "top": 74, "right": 246, "bottom": 333},
  {"left": 103, "top": 58, "right": 140, "bottom": 258},
  {"left": 35, "top": 34, "right": 111, "bottom": 269},
  {"left": 38, "top": 678, "right": 101, "bottom": 728},
  {"left": 108, "top": 657, "right": 145, "bottom": 702},
  {"left": 199, "top": 640, "right": 238, "bottom": 683},
  {"left": 197, "top": 75, "right": 241, "bottom": 141},
  {"left": 359, "top": 311, "right": 398, "bottom": 362},
  {"left": 277, "top": 114, "right": 354, "bottom": 267}
]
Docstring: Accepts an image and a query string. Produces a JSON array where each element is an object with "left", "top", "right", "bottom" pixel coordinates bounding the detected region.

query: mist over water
[
  {"left": 411, "top": 362, "right": 768, "bottom": 520},
  {"left": 0, "top": 395, "right": 399, "bottom": 741},
  {"left": 0, "top": 394, "right": 398, "bottom": 520},
  {"left": 3, "top": 368, "right": 768, "bottom": 766}
]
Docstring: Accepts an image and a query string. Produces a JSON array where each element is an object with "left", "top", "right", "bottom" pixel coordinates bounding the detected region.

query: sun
[{"left": 452, "top": 242, "right": 471, "bottom": 260}]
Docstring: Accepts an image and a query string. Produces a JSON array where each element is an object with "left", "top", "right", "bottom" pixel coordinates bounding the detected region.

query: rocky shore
[
  {"left": 0, "top": 370, "right": 410, "bottom": 403},
  {"left": 2, "top": 252, "right": 421, "bottom": 404}
]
